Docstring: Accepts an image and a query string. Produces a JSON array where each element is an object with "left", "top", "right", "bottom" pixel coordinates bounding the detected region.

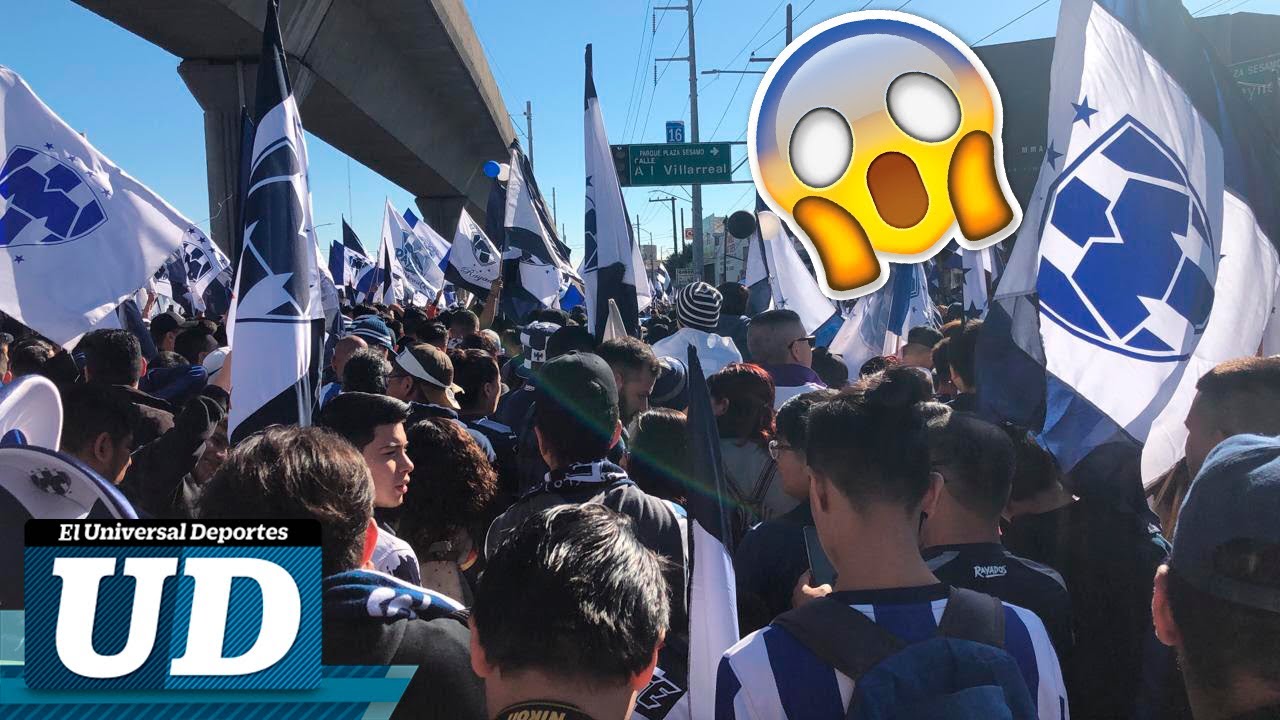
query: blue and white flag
[
  {"left": 402, "top": 207, "right": 449, "bottom": 297},
  {"left": 829, "top": 262, "right": 939, "bottom": 377},
  {"left": 0, "top": 66, "right": 188, "bottom": 346},
  {"left": 227, "top": 0, "right": 327, "bottom": 443},
  {"left": 662, "top": 346, "right": 739, "bottom": 720},
  {"left": 379, "top": 199, "right": 432, "bottom": 301},
  {"left": 503, "top": 142, "right": 578, "bottom": 319},
  {"left": 329, "top": 218, "right": 371, "bottom": 295},
  {"left": 174, "top": 225, "right": 233, "bottom": 314},
  {"left": 447, "top": 207, "right": 500, "bottom": 298},
  {"left": 653, "top": 262, "right": 672, "bottom": 304},
  {"left": 409, "top": 208, "right": 455, "bottom": 293},
  {"left": 960, "top": 245, "right": 993, "bottom": 318},
  {"left": 979, "top": 0, "right": 1280, "bottom": 480},
  {"left": 364, "top": 204, "right": 404, "bottom": 306},
  {"left": 743, "top": 196, "right": 837, "bottom": 334},
  {"left": 581, "top": 44, "right": 651, "bottom": 339}
]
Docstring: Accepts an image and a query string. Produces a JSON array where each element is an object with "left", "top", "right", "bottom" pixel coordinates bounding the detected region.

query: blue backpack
[{"left": 772, "top": 588, "right": 1036, "bottom": 720}]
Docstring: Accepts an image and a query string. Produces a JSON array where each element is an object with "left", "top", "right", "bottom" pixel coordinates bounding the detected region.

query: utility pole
[
  {"left": 552, "top": 187, "right": 558, "bottom": 227},
  {"left": 680, "top": 207, "right": 686, "bottom": 253},
  {"left": 524, "top": 100, "right": 535, "bottom": 165},
  {"left": 649, "top": 195, "right": 679, "bottom": 256},
  {"left": 657, "top": 2, "right": 701, "bottom": 281}
]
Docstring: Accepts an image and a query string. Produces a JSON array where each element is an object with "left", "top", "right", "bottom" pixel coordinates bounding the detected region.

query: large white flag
[
  {"left": 227, "top": 0, "right": 326, "bottom": 443},
  {"left": 447, "top": 207, "right": 501, "bottom": 297},
  {"left": 743, "top": 205, "right": 837, "bottom": 334},
  {"left": 0, "top": 66, "right": 187, "bottom": 345},
  {"left": 380, "top": 199, "right": 436, "bottom": 300},
  {"left": 403, "top": 207, "right": 449, "bottom": 296},
  {"left": 581, "top": 44, "right": 651, "bottom": 339},
  {"left": 829, "top": 262, "right": 939, "bottom": 378},
  {"left": 981, "top": 0, "right": 1280, "bottom": 479},
  {"left": 503, "top": 144, "right": 577, "bottom": 315}
]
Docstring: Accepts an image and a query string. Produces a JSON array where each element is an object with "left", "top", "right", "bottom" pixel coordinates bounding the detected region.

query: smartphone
[{"left": 802, "top": 525, "right": 837, "bottom": 587}]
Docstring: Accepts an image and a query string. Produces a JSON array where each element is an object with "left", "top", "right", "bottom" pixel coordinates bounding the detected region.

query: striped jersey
[{"left": 715, "top": 584, "right": 1068, "bottom": 720}]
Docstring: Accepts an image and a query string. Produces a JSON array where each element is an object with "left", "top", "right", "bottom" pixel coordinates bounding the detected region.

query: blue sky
[{"left": 2, "top": 0, "right": 1275, "bottom": 259}]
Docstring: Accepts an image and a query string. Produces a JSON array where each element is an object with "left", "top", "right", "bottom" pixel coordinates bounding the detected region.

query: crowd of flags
[{"left": 2, "top": 0, "right": 1280, "bottom": 712}]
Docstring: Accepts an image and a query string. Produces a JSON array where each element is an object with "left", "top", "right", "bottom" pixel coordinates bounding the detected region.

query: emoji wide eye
[
  {"left": 789, "top": 107, "right": 852, "bottom": 188},
  {"left": 886, "top": 72, "right": 961, "bottom": 142}
]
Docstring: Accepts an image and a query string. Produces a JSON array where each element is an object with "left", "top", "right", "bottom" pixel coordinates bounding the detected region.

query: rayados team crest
[
  {"left": 1036, "top": 115, "right": 1217, "bottom": 362},
  {"left": 0, "top": 145, "right": 107, "bottom": 247}
]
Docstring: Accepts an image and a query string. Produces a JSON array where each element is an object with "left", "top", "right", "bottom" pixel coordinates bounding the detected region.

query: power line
[
  {"left": 624, "top": 6, "right": 668, "bottom": 141},
  {"left": 709, "top": 69, "right": 750, "bottom": 138},
  {"left": 752, "top": 0, "right": 817, "bottom": 56},
  {"left": 974, "top": 0, "right": 1053, "bottom": 45},
  {"left": 1193, "top": 0, "right": 1234, "bottom": 15}
]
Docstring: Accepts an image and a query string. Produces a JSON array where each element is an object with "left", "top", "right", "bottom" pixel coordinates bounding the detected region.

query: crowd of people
[{"left": 3, "top": 275, "right": 1280, "bottom": 720}]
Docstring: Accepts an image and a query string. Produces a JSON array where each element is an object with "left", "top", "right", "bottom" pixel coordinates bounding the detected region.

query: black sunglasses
[{"left": 789, "top": 336, "right": 817, "bottom": 349}]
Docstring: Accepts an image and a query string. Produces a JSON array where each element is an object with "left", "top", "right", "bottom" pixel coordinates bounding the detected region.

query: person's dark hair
[
  {"left": 415, "top": 321, "right": 448, "bottom": 347},
  {"left": 149, "top": 351, "right": 189, "bottom": 370},
  {"left": 385, "top": 318, "right": 403, "bottom": 342},
  {"left": 949, "top": 320, "right": 983, "bottom": 389},
  {"left": 547, "top": 325, "right": 596, "bottom": 359},
  {"left": 708, "top": 362, "right": 775, "bottom": 448},
  {"left": 451, "top": 349, "right": 499, "bottom": 412},
  {"left": 626, "top": 408, "right": 691, "bottom": 503},
  {"left": 805, "top": 381, "right": 931, "bottom": 512},
  {"left": 401, "top": 307, "right": 429, "bottom": 339},
  {"left": 198, "top": 426, "right": 373, "bottom": 576},
  {"left": 925, "top": 411, "right": 1016, "bottom": 520},
  {"left": 775, "top": 388, "right": 839, "bottom": 450},
  {"left": 459, "top": 331, "right": 500, "bottom": 358},
  {"left": 9, "top": 337, "right": 57, "bottom": 378},
  {"left": 315, "top": 392, "right": 409, "bottom": 450},
  {"left": 81, "top": 329, "right": 144, "bottom": 386},
  {"left": 473, "top": 504, "right": 669, "bottom": 684},
  {"left": 644, "top": 318, "right": 675, "bottom": 345},
  {"left": 342, "top": 347, "right": 391, "bottom": 395},
  {"left": 568, "top": 306, "right": 589, "bottom": 327},
  {"left": 855, "top": 365, "right": 932, "bottom": 408},
  {"left": 859, "top": 355, "right": 896, "bottom": 377},
  {"left": 535, "top": 308, "right": 570, "bottom": 327},
  {"left": 811, "top": 347, "right": 849, "bottom": 389},
  {"left": 1167, "top": 560, "right": 1280, "bottom": 692},
  {"left": 906, "top": 325, "right": 943, "bottom": 349},
  {"left": 717, "top": 282, "right": 749, "bottom": 317},
  {"left": 174, "top": 327, "right": 217, "bottom": 365},
  {"left": 1194, "top": 356, "right": 1280, "bottom": 438},
  {"left": 1002, "top": 424, "right": 1061, "bottom": 503},
  {"left": 399, "top": 418, "right": 498, "bottom": 553},
  {"left": 59, "top": 383, "right": 139, "bottom": 455},
  {"left": 932, "top": 337, "right": 952, "bottom": 385},
  {"left": 596, "top": 336, "right": 661, "bottom": 378},
  {"left": 352, "top": 303, "right": 378, "bottom": 319},
  {"left": 450, "top": 309, "right": 479, "bottom": 334}
]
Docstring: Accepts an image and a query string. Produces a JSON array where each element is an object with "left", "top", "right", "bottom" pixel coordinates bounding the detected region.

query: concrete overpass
[{"left": 72, "top": 0, "right": 516, "bottom": 251}]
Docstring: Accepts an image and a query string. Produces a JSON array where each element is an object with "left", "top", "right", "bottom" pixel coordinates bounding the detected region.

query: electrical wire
[{"left": 974, "top": 0, "right": 1054, "bottom": 45}]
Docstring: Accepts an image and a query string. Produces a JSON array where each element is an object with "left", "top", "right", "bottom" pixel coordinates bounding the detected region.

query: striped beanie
[{"left": 676, "top": 281, "right": 722, "bottom": 332}]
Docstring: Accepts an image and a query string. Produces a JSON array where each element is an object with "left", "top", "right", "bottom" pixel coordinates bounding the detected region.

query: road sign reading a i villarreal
[{"left": 610, "top": 142, "right": 734, "bottom": 187}]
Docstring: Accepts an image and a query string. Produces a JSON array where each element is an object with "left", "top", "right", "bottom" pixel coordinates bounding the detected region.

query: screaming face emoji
[{"left": 749, "top": 11, "right": 1021, "bottom": 298}]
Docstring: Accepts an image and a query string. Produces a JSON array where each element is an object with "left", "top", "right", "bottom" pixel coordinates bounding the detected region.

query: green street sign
[{"left": 611, "top": 142, "right": 734, "bottom": 187}]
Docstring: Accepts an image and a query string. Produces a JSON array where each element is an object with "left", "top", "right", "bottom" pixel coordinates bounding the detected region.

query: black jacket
[
  {"left": 323, "top": 609, "right": 485, "bottom": 720},
  {"left": 121, "top": 385, "right": 228, "bottom": 518}
]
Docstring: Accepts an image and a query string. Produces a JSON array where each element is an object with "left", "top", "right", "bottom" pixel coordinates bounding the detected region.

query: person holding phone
[{"left": 732, "top": 389, "right": 837, "bottom": 634}]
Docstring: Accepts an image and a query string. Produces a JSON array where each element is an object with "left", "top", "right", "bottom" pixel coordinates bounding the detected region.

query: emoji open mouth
[
  {"left": 793, "top": 195, "right": 881, "bottom": 291},
  {"left": 867, "top": 152, "right": 929, "bottom": 229}
]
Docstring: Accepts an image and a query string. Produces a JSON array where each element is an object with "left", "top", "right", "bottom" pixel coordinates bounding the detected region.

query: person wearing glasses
[
  {"left": 734, "top": 389, "right": 838, "bottom": 634},
  {"left": 746, "top": 309, "right": 826, "bottom": 410}
]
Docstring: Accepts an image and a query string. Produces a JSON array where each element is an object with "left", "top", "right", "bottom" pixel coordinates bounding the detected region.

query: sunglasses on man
[{"left": 789, "top": 335, "right": 817, "bottom": 349}]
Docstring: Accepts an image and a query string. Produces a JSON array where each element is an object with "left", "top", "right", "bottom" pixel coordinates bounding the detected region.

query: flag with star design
[
  {"left": 227, "top": 0, "right": 327, "bottom": 443},
  {"left": 978, "top": 0, "right": 1280, "bottom": 482},
  {"left": 581, "top": 43, "right": 650, "bottom": 339},
  {"left": 0, "top": 65, "right": 187, "bottom": 346}
]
